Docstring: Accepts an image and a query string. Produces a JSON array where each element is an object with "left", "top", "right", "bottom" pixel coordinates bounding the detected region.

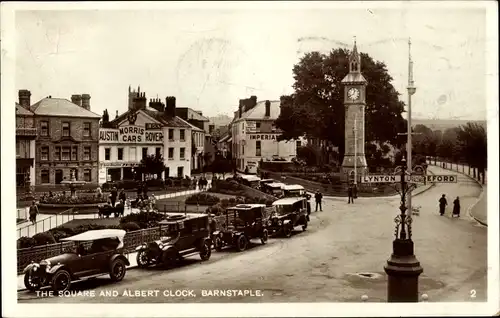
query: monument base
[{"left": 341, "top": 154, "right": 368, "bottom": 182}]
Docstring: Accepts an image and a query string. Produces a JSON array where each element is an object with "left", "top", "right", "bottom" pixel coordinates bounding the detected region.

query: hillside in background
[
  {"left": 412, "top": 118, "right": 487, "bottom": 131},
  {"left": 209, "top": 114, "right": 232, "bottom": 127}
]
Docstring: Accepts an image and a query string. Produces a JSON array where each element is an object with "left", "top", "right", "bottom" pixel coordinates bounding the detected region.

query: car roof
[
  {"left": 267, "top": 182, "right": 285, "bottom": 188},
  {"left": 283, "top": 184, "right": 305, "bottom": 190},
  {"left": 272, "top": 197, "right": 306, "bottom": 205},
  {"left": 239, "top": 175, "right": 261, "bottom": 182},
  {"left": 228, "top": 204, "right": 266, "bottom": 210},
  {"left": 158, "top": 213, "right": 207, "bottom": 224},
  {"left": 260, "top": 179, "right": 275, "bottom": 182},
  {"left": 60, "top": 229, "right": 126, "bottom": 241}
]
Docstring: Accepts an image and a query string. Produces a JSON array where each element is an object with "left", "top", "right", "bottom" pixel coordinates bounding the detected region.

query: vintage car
[
  {"left": 282, "top": 184, "right": 312, "bottom": 200},
  {"left": 268, "top": 197, "right": 311, "bottom": 237},
  {"left": 213, "top": 204, "right": 269, "bottom": 252},
  {"left": 259, "top": 178, "right": 275, "bottom": 191},
  {"left": 135, "top": 214, "right": 212, "bottom": 268},
  {"left": 238, "top": 175, "right": 262, "bottom": 189},
  {"left": 23, "top": 229, "right": 129, "bottom": 292},
  {"left": 264, "top": 182, "right": 286, "bottom": 197}
]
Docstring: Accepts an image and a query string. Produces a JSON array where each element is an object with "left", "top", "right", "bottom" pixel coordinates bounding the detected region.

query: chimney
[
  {"left": 250, "top": 95, "right": 257, "bottom": 107},
  {"left": 81, "top": 94, "right": 91, "bottom": 110},
  {"left": 133, "top": 92, "right": 147, "bottom": 110},
  {"left": 102, "top": 109, "right": 109, "bottom": 123},
  {"left": 18, "top": 90, "right": 31, "bottom": 109},
  {"left": 265, "top": 100, "right": 271, "bottom": 117},
  {"left": 116, "top": 110, "right": 119, "bottom": 119},
  {"left": 71, "top": 94, "right": 82, "bottom": 107},
  {"left": 165, "top": 96, "right": 176, "bottom": 117},
  {"left": 238, "top": 105, "right": 242, "bottom": 118},
  {"left": 149, "top": 98, "right": 165, "bottom": 112}
]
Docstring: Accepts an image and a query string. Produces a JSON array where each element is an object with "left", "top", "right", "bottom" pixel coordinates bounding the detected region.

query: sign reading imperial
[
  {"left": 99, "top": 126, "right": 164, "bottom": 143},
  {"left": 249, "top": 134, "right": 280, "bottom": 141}
]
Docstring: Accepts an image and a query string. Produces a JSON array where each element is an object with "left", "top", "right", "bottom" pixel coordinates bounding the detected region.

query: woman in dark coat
[{"left": 452, "top": 196, "right": 461, "bottom": 217}]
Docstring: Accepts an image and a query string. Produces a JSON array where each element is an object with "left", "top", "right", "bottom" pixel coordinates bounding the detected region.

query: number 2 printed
[{"left": 470, "top": 289, "right": 477, "bottom": 298}]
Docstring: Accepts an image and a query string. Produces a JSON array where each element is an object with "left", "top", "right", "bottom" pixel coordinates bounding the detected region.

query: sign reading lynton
[{"left": 362, "top": 174, "right": 457, "bottom": 183}]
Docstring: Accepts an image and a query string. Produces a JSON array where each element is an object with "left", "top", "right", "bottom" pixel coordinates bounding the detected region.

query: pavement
[{"left": 17, "top": 165, "right": 486, "bottom": 302}]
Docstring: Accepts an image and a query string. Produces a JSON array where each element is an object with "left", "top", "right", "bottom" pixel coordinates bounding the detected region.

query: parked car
[
  {"left": 23, "top": 229, "right": 129, "bottom": 292},
  {"left": 135, "top": 214, "right": 212, "bottom": 268},
  {"left": 213, "top": 204, "right": 269, "bottom": 252},
  {"left": 238, "top": 175, "right": 261, "bottom": 189},
  {"left": 268, "top": 197, "right": 310, "bottom": 237},
  {"left": 282, "top": 184, "right": 311, "bottom": 200},
  {"left": 259, "top": 178, "right": 275, "bottom": 191},
  {"left": 264, "top": 182, "right": 286, "bottom": 197}
]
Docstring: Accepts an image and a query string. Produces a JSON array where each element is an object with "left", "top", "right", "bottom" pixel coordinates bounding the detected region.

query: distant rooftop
[{"left": 30, "top": 97, "right": 101, "bottom": 118}]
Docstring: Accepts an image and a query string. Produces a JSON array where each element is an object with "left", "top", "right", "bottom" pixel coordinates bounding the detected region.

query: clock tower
[{"left": 341, "top": 39, "right": 368, "bottom": 180}]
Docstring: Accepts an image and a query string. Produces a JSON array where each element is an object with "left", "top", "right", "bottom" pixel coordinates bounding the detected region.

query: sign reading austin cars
[
  {"left": 99, "top": 126, "right": 163, "bottom": 143},
  {"left": 362, "top": 174, "right": 457, "bottom": 183},
  {"left": 249, "top": 134, "right": 280, "bottom": 140}
]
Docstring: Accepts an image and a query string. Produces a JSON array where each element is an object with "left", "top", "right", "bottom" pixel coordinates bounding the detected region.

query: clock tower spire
[{"left": 341, "top": 38, "right": 368, "bottom": 183}]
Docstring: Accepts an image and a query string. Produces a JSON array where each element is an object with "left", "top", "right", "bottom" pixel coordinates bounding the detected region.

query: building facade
[
  {"left": 98, "top": 90, "right": 192, "bottom": 183},
  {"left": 16, "top": 90, "right": 37, "bottom": 187},
  {"left": 26, "top": 92, "right": 101, "bottom": 185},
  {"left": 231, "top": 97, "right": 298, "bottom": 174}
]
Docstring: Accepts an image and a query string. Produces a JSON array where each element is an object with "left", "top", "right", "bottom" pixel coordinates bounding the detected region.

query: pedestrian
[
  {"left": 347, "top": 184, "right": 354, "bottom": 204},
  {"left": 151, "top": 194, "right": 157, "bottom": 210},
  {"left": 118, "top": 188, "right": 126, "bottom": 203},
  {"left": 315, "top": 190, "right": 323, "bottom": 212},
  {"left": 439, "top": 194, "right": 448, "bottom": 216},
  {"left": 192, "top": 177, "right": 197, "bottom": 190},
  {"left": 143, "top": 183, "right": 149, "bottom": 199},
  {"left": 29, "top": 200, "right": 39, "bottom": 225},
  {"left": 110, "top": 186, "right": 118, "bottom": 207},
  {"left": 452, "top": 196, "right": 461, "bottom": 217},
  {"left": 48, "top": 191, "right": 54, "bottom": 198},
  {"left": 96, "top": 186, "right": 102, "bottom": 199}
]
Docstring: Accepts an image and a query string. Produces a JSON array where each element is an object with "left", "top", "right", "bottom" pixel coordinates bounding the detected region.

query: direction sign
[
  {"left": 362, "top": 175, "right": 400, "bottom": 183},
  {"left": 405, "top": 175, "right": 425, "bottom": 184},
  {"left": 424, "top": 175, "right": 457, "bottom": 183}
]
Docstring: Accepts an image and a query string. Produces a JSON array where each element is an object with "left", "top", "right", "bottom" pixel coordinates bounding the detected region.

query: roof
[
  {"left": 237, "top": 100, "right": 281, "bottom": 121},
  {"left": 283, "top": 184, "right": 305, "bottom": 191},
  {"left": 229, "top": 204, "right": 266, "bottom": 209},
  {"left": 16, "top": 103, "right": 34, "bottom": 116},
  {"left": 219, "top": 134, "right": 231, "bottom": 143},
  {"left": 177, "top": 108, "right": 210, "bottom": 122},
  {"left": 180, "top": 118, "right": 204, "bottom": 132},
  {"left": 30, "top": 98, "right": 101, "bottom": 118},
  {"left": 60, "top": 229, "right": 126, "bottom": 241},
  {"left": 272, "top": 197, "right": 306, "bottom": 205},
  {"left": 158, "top": 213, "right": 206, "bottom": 224},
  {"left": 110, "top": 109, "right": 191, "bottom": 129},
  {"left": 267, "top": 182, "right": 286, "bottom": 188},
  {"left": 341, "top": 72, "right": 367, "bottom": 84},
  {"left": 240, "top": 175, "right": 261, "bottom": 182},
  {"left": 260, "top": 179, "right": 275, "bottom": 183}
]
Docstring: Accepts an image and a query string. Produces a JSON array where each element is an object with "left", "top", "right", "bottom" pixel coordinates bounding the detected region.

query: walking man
[
  {"left": 348, "top": 184, "right": 354, "bottom": 204},
  {"left": 110, "top": 187, "right": 118, "bottom": 207},
  {"left": 29, "top": 200, "right": 39, "bottom": 225},
  {"left": 439, "top": 194, "right": 448, "bottom": 216},
  {"left": 315, "top": 190, "right": 323, "bottom": 212}
]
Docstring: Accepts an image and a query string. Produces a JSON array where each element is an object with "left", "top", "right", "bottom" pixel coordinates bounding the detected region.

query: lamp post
[
  {"left": 353, "top": 114, "right": 358, "bottom": 185},
  {"left": 384, "top": 156, "right": 423, "bottom": 302},
  {"left": 406, "top": 38, "right": 417, "bottom": 216}
]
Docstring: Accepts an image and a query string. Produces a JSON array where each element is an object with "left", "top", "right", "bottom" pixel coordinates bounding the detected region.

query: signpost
[{"left": 361, "top": 174, "right": 458, "bottom": 184}]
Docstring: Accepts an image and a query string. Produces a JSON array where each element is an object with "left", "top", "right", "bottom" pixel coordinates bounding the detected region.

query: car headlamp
[
  {"left": 278, "top": 220, "right": 282, "bottom": 226},
  {"left": 267, "top": 220, "right": 272, "bottom": 226},
  {"left": 40, "top": 260, "right": 51, "bottom": 272}
]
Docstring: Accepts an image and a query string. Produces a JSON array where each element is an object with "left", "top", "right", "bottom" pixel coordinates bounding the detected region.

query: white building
[
  {"left": 231, "top": 98, "right": 299, "bottom": 174},
  {"left": 98, "top": 93, "right": 192, "bottom": 183}
]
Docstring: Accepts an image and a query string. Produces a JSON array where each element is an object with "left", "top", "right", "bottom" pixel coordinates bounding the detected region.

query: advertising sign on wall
[
  {"left": 99, "top": 126, "right": 163, "bottom": 144},
  {"left": 249, "top": 133, "right": 280, "bottom": 141}
]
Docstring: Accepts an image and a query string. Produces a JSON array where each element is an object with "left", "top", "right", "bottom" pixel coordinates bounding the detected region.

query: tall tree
[
  {"left": 275, "top": 49, "right": 407, "bottom": 162},
  {"left": 137, "top": 154, "right": 167, "bottom": 180},
  {"left": 457, "top": 122, "right": 487, "bottom": 183}
]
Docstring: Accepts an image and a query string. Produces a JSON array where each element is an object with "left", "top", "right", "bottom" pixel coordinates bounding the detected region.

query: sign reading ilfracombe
[{"left": 99, "top": 126, "right": 164, "bottom": 144}]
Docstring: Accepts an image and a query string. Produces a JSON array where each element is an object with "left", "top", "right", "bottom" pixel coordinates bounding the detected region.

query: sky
[{"left": 14, "top": 3, "right": 490, "bottom": 120}]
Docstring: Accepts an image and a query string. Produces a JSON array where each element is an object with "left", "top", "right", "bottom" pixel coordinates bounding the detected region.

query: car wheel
[
  {"left": 109, "top": 259, "right": 127, "bottom": 282},
  {"left": 302, "top": 221, "right": 308, "bottom": 231},
  {"left": 51, "top": 270, "right": 72, "bottom": 292},
  {"left": 136, "top": 250, "right": 150, "bottom": 268},
  {"left": 24, "top": 272, "right": 42, "bottom": 292},
  {"left": 200, "top": 240, "right": 212, "bottom": 261},
  {"left": 283, "top": 225, "right": 292, "bottom": 238},
  {"left": 161, "top": 252, "right": 178, "bottom": 268},
  {"left": 236, "top": 235, "right": 248, "bottom": 252},
  {"left": 261, "top": 229, "right": 269, "bottom": 244},
  {"left": 214, "top": 237, "right": 223, "bottom": 252}
]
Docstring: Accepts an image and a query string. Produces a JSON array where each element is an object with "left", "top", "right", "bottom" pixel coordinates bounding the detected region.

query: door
[
  {"left": 55, "top": 170, "right": 63, "bottom": 184},
  {"left": 177, "top": 167, "right": 184, "bottom": 178}
]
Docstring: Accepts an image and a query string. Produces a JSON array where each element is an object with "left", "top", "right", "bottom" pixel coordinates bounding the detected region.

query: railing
[
  {"left": 17, "top": 208, "right": 75, "bottom": 239},
  {"left": 427, "top": 158, "right": 487, "bottom": 185},
  {"left": 16, "top": 127, "right": 37, "bottom": 136}
]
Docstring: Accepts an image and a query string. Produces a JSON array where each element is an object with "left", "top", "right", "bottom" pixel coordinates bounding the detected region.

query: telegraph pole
[{"left": 406, "top": 38, "right": 417, "bottom": 213}]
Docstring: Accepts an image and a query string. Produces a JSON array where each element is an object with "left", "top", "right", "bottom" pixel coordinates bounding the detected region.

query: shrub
[
  {"left": 120, "top": 222, "right": 141, "bottom": 232},
  {"left": 103, "top": 180, "right": 138, "bottom": 191},
  {"left": 120, "top": 212, "right": 166, "bottom": 228},
  {"left": 49, "top": 227, "right": 76, "bottom": 242},
  {"left": 17, "top": 236, "right": 36, "bottom": 248},
  {"left": 40, "top": 195, "right": 106, "bottom": 205},
  {"left": 185, "top": 193, "right": 220, "bottom": 205},
  {"left": 145, "top": 179, "right": 164, "bottom": 188},
  {"left": 32, "top": 232, "right": 56, "bottom": 245}
]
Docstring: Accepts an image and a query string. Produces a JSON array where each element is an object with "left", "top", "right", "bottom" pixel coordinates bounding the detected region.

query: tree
[
  {"left": 275, "top": 49, "right": 407, "bottom": 163},
  {"left": 137, "top": 154, "right": 167, "bottom": 180},
  {"left": 437, "top": 127, "right": 461, "bottom": 162},
  {"left": 208, "top": 152, "right": 233, "bottom": 177},
  {"left": 457, "top": 122, "right": 487, "bottom": 183}
]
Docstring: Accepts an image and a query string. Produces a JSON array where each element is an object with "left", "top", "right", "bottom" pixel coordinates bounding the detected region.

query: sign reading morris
[
  {"left": 99, "top": 126, "right": 163, "bottom": 144},
  {"left": 249, "top": 134, "right": 280, "bottom": 141}
]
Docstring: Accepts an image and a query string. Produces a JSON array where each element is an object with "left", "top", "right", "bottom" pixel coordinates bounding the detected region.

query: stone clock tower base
[{"left": 341, "top": 155, "right": 368, "bottom": 182}]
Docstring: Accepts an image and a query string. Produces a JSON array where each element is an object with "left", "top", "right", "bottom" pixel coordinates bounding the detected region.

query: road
[{"left": 18, "top": 166, "right": 486, "bottom": 303}]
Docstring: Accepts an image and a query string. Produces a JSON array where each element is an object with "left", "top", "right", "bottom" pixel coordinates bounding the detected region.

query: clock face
[{"left": 347, "top": 88, "right": 360, "bottom": 101}]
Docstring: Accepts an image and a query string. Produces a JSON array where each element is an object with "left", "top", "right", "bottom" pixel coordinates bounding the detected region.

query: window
[
  {"left": 105, "top": 148, "right": 111, "bottom": 161},
  {"left": 84, "top": 146, "right": 91, "bottom": 161},
  {"left": 83, "top": 122, "right": 91, "bottom": 137},
  {"left": 41, "top": 170, "right": 50, "bottom": 184},
  {"left": 129, "top": 147, "right": 136, "bottom": 161},
  {"left": 155, "top": 147, "right": 161, "bottom": 157},
  {"left": 40, "top": 121, "right": 49, "bottom": 136},
  {"left": 62, "top": 147, "right": 71, "bottom": 160},
  {"left": 180, "top": 129, "right": 185, "bottom": 141},
  {"left": 256, "top": 141, "right": 261, "bottom": 157},
  {"left": 83, "top": 169, "right": 91, "bottom": 182},
  {"left": 168, "top": 147, "right": 174, "bottom": 160},
  {"left": 142, "top": 147, "right": 148, "bottom": 159},
  {"left": 54, "top": 147, "right": 61, "bottom": 161},
  {"left": 256, "top": 122, "right": 261, "bottom": 130},
  {"left": 180, "top": 147, "right": 185, "bottom": 160},
  {"left": 169, "top": 129, "right": 174, "bottom": 140},
  {"left": 117, "top": 148, "right": 124, "bottom": 161},
  {"left": 241, "top": 144, "right": 245, "bottom": 156},
  {"left": 41, "top": 146, "right": 49, "bottom": 161},
  {"left": 296, "top": 140, "right": 302, "bottom": 149},
  {"left": 62, "top": 122, "right": 70, "bottom": 137},
  {"left": 71, "top": 146, "right": 78, "bottom": 161}
]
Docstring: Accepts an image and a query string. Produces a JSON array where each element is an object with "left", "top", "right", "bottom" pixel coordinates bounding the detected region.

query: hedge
[
  {"left": 102, "top": 178, "right": 191, "bottom": 191},
  {"left": 185, "top": 193, "right": 221, "bottom": 206},
  {"left": 119, "top": 212, "right": 167, "bottom": 229},
  {"left": 40, "top": 195, "right": 107, "bottom": 205}
]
